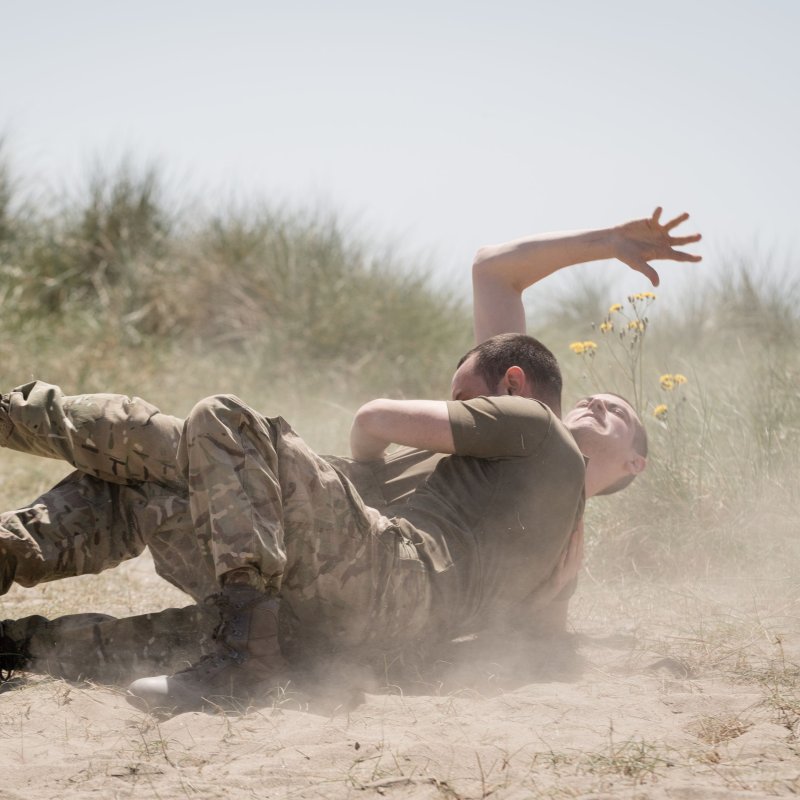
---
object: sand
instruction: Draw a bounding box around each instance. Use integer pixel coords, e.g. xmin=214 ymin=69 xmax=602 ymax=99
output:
xmin=1 ymin=557 xmax=799 ymax=799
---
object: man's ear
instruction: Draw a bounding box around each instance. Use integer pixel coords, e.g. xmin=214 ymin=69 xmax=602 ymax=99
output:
xmin=502 ymin=365 xmax=526 ymax=395
xmin=625 ymin=455 xmax=647 ymax=476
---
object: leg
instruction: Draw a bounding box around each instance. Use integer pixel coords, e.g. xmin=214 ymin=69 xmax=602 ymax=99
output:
xmin=0 ymin=381 xmax=184 ymax=488
xmin=179 ymin=395 xmax=431 ymax=648
xmin=129 ymin=395 xmax=432 ymax=710
xmin=0 ymin=381 xmax=220 ymax=598
xmin=2 ymin=605 xmax=217 ymax=684
xmin=0 ymin=470 xmax=194 ymax=594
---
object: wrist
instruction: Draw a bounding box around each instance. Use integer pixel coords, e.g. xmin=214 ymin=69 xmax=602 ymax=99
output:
xmin=601 ymin=226 xmax=624 ymax=261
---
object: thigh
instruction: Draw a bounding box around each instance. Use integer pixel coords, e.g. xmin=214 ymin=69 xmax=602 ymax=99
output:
xmin=179 ymin=397 xmax=385 ymax=588
xmin=275 ymin=423 xmax=433 ymax=649
xmin=1 ymin=381 xmax=184 ymax=488
xmin=179 ymin=398 xmax=433 ymax=649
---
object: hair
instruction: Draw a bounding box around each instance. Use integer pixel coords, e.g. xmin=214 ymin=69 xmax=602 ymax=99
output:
xmin=457 ymin=333 xmax=563 ymax=415
xmin=594 ymin=392 xmax=648 ymax=496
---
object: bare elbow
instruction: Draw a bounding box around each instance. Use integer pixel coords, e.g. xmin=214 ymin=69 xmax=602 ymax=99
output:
xmin=353 ymin=399 xmax=376 ymax=427
xmin=352 ymin=399 xmax=390 ymax=437
xmin=351 ymin=399 xmax=393 ymax=461
xmin=472 ymin=246 xmax=496 ymax=276
xmin=473 ymin=244 xmax=515 ymax=286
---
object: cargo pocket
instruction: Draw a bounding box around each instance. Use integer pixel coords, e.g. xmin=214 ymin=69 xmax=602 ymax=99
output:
xmin=371 ymin=524 xmax=432 ymax=646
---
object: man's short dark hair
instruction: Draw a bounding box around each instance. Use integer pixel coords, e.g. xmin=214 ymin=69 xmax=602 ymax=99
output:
xmin=457 ymin=333 xmax=563 ymax=415
xmin=594 ymin=392 xmax=648 ymax=496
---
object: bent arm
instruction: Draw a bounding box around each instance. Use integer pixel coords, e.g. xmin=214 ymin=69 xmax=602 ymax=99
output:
xmin=350 ymin=399 xmax=455 ymax=461
xmin=472 ymin=228 xmax=616 ymax=342
xmin=472 ymin=208 xmax=701 ymax=343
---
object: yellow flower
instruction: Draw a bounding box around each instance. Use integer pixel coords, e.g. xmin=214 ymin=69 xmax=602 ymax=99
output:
xmin=653 ymin=404 xmax=668 ymax=420
xmin=628 ymin=319 xmax=646 ymax=332
xmin=630 ymin=291 xmax=656 ymax=302
xmin=599 ymin=321 xmax=613 ymax=334
xmin=569 ymin=341 xmax=598 ymax=355
xmin=660 ymin=373 xmax=688 ymax=390
xmin=608 ymin=303 xmax=623 ymax=314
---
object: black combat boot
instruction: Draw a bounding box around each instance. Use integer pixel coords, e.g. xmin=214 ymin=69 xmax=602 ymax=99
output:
xmin=0 ymin=619 xmax=31 ymax=683
xmin=127 ymin=581 xmax=287 ymax=712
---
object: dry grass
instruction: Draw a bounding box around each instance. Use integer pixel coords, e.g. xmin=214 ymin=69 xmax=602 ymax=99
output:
xmin=1 ymin=147 xmax=800 ymax=798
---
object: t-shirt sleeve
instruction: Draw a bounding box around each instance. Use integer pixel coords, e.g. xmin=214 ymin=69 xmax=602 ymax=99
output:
xmin=446 ymin=395 xmax=553 ymax=459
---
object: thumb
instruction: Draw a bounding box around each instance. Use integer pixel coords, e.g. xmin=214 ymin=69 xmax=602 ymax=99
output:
xmin=626 ymin=259 xmax=660 ymax=287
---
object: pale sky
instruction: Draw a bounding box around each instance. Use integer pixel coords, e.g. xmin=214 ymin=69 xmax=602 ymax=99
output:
xmin=2 ymin=1 xmax=798 ymax=296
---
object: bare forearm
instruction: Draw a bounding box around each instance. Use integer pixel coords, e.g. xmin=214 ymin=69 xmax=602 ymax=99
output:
xmin=471 ymin=208 xmax=702 ymax=344
xmin=472 ymin=227 xmax=617 ymax=342
xmin=350 ymin=399 xmax=455 ymax=461
xmin=475 ymin=227 xmax=617 ymax=291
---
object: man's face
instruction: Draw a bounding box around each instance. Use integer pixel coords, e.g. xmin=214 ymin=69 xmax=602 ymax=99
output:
xmin=450 ymin=355 xmax=497 ymax=400
xmin=563 ymin=393 xmax=643 ymax=480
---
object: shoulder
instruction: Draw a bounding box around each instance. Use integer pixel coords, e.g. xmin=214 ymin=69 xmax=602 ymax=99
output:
xmin=447 ymin=394 xmax=551 ymax=423
xmin=446 ymin=396 xmax=558 ymax=458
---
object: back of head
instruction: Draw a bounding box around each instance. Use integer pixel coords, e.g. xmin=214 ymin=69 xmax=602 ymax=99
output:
xmin=458 ymin=333 xmax=563 ymax=415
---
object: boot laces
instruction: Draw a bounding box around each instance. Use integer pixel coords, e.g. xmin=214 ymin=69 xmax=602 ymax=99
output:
xmin=172 ymin=646 xmax=245 ymax=678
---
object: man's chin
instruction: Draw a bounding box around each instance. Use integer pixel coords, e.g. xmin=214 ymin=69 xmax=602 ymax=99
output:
xmin=566 ymin=418 xmax=601 ymax=436
xmin=567 ymin=424 xmax=604 ymax=452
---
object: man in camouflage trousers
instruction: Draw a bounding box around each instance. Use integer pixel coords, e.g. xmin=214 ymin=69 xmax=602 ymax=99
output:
xmin=4 ymin=330 xmax=629 ymax=710
xmin=0 ymin=382 xmax=439 ymax=702
xmin=1 ymin=206 xmax=703 ymax=708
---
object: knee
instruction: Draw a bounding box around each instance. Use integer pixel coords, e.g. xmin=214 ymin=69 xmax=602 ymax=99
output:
xmin=185 ymin=394 xmax=255 ymax=432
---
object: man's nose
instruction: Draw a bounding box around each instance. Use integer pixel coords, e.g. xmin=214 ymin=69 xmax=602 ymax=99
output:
xmin=587 ymin=396 xmax=606 ymax=414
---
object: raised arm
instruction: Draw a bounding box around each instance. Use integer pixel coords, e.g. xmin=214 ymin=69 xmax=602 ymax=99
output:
xmin=350 ymin=399 xmax=454 ymax=461
xmin=472 ymin=207 xmax=702 ymax=343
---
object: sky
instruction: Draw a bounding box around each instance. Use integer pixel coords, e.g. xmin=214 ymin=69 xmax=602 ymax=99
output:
xmin=2 ymin=0 xmax=798 ymax=298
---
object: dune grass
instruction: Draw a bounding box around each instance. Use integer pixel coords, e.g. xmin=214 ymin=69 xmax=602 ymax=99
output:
xmin=1 ymin=148 xmax=799 ymax=800
xmin=0 ymin=146 xmax=798 ymax=583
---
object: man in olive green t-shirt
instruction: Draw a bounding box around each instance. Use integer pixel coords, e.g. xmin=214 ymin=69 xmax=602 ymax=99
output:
xmin=2 ymin=334 xmax=579 ymax=690
xmin=1 ymin=330 xmax=644 ymax=708
xmin=122 ymin=385 xmax=589 ymax=709
xmin=2 ymin=205 xmax=696 ymax=705
xmin=123 ymin=328 xmax=648 ymax=709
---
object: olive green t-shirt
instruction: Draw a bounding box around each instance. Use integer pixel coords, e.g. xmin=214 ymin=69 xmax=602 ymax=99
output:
xmin=383 ymin=395 xmax=586 ymax=636
xmin=324 ymin=447 xmax=445 ymax=510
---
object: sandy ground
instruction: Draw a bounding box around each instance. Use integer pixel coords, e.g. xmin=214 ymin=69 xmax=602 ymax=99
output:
xmin=1 ymin=554 xmax=799 ymax=800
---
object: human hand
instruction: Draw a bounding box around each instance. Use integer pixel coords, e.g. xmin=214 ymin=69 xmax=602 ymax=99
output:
xmin=612 ymin=207 xmax=702 ymax=287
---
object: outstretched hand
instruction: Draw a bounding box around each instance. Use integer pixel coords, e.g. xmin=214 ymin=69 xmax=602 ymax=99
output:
xmin=613 ymin=207 xmax=702 ymax=287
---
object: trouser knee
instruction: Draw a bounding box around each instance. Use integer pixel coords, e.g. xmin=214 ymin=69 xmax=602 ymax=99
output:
xmin=185 ymin=394 xmax=266 ymax=435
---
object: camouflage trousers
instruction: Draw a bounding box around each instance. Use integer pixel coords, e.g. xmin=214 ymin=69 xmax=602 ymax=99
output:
xmin=0 ymin=381 xmax=216 ymax=600
xmin=3 ymin=604 xmax=216 ymax=684
xmin=178 ymin=394 xmax=432 ymax=652
xmin=0 ymin=382 xmax=432 ymax=673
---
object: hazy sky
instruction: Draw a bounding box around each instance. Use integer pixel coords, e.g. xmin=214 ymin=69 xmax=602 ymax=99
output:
xmin=3 ymin=1 xmax=798 ymax=295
